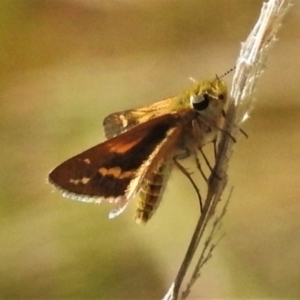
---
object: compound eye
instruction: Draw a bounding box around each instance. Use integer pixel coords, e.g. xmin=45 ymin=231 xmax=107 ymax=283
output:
xmin=190 ymin=93 xmax=209 ymax=111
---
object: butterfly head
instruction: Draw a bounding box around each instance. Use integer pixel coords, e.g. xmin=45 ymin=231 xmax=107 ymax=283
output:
xmin=189 ymin=77 xmax=227 ymax=119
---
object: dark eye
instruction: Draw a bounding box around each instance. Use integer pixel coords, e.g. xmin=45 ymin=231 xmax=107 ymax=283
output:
xmin=218 ymin=94 xmax=224 ymax=100
xmin=191 ymin=93 xmax=209 ymax=111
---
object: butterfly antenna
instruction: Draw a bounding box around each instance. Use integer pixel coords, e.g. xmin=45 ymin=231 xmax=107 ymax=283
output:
xmin=217 ymin=66 xmax=236 ymax=79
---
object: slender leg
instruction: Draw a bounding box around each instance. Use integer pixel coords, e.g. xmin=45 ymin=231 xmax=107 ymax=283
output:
xmin=193 ymin=151 xmax=208 ymax=182
xmin=197 ymin=114 xmax=236 ymax=143
xmin=173 ymin=153 xmax=203 ymax=213
xmin=198 ymin=147 xmax=214 ymax=173
xmin=222 ymin=109 xmax=248 ymax=138
xmin=213 ymin=139 xmax=217 ymax=161
xmin=198 ymin=143 xmax=221 ymax=180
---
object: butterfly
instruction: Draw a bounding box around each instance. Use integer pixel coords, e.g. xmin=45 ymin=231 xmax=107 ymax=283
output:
xmin=48 ymin=77 xmax=228 ymax=223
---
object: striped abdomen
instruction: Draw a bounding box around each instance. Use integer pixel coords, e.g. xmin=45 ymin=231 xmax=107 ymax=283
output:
xmin=134 ymin=160 xmax=172 ymax=224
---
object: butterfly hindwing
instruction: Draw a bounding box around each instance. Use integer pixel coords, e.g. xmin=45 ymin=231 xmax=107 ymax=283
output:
xmin=103 ymin=97 xmax=174 ymax=139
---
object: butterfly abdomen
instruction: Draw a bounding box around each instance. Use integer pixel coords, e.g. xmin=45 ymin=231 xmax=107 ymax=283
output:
xmin=135 ymin=161 xmax=172 ymax=224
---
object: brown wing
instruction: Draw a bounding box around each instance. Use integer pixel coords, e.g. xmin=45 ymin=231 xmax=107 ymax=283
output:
xmin=49 ymin=113 xmax=182 ymax=218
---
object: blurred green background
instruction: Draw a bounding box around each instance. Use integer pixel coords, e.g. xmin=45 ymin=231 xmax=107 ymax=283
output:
xmin=1 ymin=0 xmax=300 ymax=299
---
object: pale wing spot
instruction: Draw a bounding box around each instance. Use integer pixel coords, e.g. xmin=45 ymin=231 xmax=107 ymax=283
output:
xmin=69 ymin=177 xmax=90 ymax=185
xmin=81 ymin=177 xmax=90 ymax=184
xmin=119 ymin=114 xmax=128 ymax=127
xmin=108 ymin=138 xmax=143 ymax=153
xmin=98 ymin=167 xmax=108 ymax=176
xmin=119 ymin=170 xmax=134 ymax=179
xmin=98 ymin=166 xmax=130 ymax=179
xmin=107 ymin=167 xmax=122 ymax=178
xmin=83 ymin=158 xmax=91 ymax=164
xmin=70 ymin=179 xmax=80 ymax=185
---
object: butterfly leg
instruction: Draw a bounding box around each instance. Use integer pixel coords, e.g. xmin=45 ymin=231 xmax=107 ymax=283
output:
xmin=198 ymin=147 xmax=214 ymax=174
xmin=173 ymin=151 xmax=203 ymax=213
xmin=193 ymin=150 xmax=208 ymax=182
xmin=222 ymin=109 xmax=248 ymax=138
xmin=198 ymin=142 xmax=222 ymax=180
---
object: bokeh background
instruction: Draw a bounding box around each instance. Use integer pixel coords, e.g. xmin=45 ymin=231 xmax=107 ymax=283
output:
xmin=1 ymin=0 xmax=300 ymax=299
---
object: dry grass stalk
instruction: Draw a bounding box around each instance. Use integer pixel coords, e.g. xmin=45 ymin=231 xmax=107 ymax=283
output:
xmin=162 ymin=0 xmax=293 ymax=299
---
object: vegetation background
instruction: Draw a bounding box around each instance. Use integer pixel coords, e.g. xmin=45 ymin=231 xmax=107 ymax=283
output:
xmin=1 ymin=0 xmax=299 ymax=298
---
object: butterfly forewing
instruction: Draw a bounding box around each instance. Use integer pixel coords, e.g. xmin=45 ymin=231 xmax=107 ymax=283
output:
xmin=49 ymin=113 xmax=183 ymax=217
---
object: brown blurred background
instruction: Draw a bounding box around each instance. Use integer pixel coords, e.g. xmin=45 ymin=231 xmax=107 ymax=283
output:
xmin=1 ymin=0 xmax=300 ymax=299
